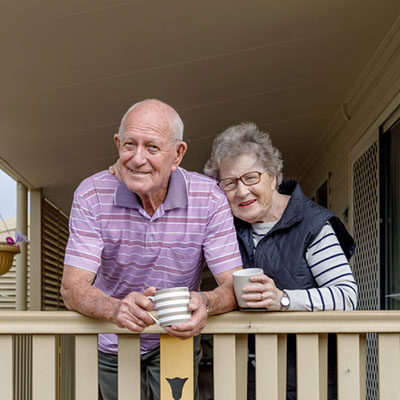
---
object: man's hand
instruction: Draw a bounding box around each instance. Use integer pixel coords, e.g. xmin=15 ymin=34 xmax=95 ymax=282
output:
xmin=163 ymin=291 xmax=208 ymax=339
xmin=108 ymin=159 xmax=122 ymax=182
xmin=114 ymin=287 xmax=158 ymax=332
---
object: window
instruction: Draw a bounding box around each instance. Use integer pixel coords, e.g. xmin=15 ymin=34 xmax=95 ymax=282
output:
xmin=380 ymin=118 xmax=400 ymax=309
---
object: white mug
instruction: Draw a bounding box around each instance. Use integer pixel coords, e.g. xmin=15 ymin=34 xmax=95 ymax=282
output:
xmin=147 ymin=287 xmax=191 ymax=327
xmin=233 ymin=268 xmax=264 ymax=308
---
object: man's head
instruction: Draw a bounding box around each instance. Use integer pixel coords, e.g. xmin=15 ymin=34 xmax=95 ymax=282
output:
xmin=114 ymin=99 xmax=187 ymax=212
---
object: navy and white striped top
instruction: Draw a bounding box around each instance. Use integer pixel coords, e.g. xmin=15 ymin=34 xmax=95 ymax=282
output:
xmin=252 ymin=222 xmax=357 ymax=311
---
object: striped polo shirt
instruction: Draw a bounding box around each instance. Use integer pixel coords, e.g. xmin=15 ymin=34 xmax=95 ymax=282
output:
xmin=64 ymin=168 xmax=242 ymax=354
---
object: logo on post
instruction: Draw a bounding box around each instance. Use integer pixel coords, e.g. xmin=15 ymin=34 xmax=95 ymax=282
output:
xmin=166 ymin=377 xmax=189 ymax=400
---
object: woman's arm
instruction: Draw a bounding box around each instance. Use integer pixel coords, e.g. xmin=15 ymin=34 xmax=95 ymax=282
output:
xmin=286 ymin=222 xmax=358 ymax=311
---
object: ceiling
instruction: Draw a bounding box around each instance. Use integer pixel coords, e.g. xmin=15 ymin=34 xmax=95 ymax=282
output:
xmin=1 ymin=0 xmax=400 ymax=214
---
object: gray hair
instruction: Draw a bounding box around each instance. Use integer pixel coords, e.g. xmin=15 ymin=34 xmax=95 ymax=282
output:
xmin=203 ymin=122 xmax=283 ymax=185
xmin=118 ymin=99 xmax=184 ymax=142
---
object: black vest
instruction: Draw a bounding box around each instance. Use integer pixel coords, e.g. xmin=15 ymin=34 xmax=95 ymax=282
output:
xmin=235 ymin=179 xmax=355 ymax=291
xmin=236 ymin=179 xmax=355 ymax=399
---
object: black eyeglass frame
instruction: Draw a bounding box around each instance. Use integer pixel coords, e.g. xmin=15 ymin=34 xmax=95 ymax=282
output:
xmin=218 ymin=171 xmax=264 ymax=192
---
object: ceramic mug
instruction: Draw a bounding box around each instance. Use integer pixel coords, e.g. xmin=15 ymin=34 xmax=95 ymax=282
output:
xmin=147 ymin=287 xmax=191 ymax=327
xmin=233 ymin=268 xmax=264 ymax=308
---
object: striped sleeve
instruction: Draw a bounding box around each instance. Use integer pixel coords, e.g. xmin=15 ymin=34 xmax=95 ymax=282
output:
xmin=285 ymin=222 xmax=358 ymax=311
xmin=202 ymin=187 xmax=243 ymax=275
xmin=64 ymin=179 xmax=104 ymax=273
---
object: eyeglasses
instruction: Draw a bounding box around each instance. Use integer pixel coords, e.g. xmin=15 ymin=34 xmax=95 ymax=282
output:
xmin=218 ymin=171 xmax=263 ymax=192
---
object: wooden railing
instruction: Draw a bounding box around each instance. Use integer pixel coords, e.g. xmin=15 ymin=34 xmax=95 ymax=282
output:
xmin=0 ymin=310 xmax=400 ymax=399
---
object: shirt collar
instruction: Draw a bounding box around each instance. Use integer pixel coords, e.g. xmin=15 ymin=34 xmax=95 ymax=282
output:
xmin=114 ymin=168 xmax=188 ymax=210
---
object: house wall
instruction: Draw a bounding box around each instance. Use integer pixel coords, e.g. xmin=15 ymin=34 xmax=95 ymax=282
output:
xmin=0 ymin=217 xmax=31 ymax=310
xmin=297 ymin=17 xmax=400 ymax=400
xmin=299 ymin=17 xmax=400 ymax=226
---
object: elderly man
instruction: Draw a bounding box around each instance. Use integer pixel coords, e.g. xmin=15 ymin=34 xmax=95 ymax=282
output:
xmin=61 ymin=99 xmax=242 ymax=400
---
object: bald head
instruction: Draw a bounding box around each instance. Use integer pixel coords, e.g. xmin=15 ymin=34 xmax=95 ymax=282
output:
xmin=118 ymin=99 xmax=184 ymax=142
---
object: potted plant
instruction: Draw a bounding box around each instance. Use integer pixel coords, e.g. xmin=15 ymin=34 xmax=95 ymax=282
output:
xmin=0 ymin=219 xmax=28 ymax=275
xmin=0 ymin=239 xmax=20 ymax=275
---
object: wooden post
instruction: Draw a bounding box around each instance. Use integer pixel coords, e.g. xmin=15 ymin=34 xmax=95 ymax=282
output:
xmin=160 ymin=335 xmax=193 ymax=400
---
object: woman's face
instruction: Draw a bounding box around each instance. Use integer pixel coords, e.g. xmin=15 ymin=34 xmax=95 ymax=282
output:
xmin=219 ymin=153 xmax=277 ymax=223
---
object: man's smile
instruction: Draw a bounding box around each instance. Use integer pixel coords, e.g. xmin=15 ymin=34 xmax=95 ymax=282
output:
xmin=127 ymin=167 xmax=151 ymax=175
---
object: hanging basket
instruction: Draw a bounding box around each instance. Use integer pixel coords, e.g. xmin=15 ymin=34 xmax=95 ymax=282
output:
xmin=0 ymin=242 xmax=20 ymax=275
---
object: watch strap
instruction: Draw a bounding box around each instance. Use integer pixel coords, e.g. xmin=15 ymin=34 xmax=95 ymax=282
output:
xmin=199 ymin=291 xmax=210 ymax=313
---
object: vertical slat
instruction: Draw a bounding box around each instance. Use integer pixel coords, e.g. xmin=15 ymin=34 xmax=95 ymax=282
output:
xmin=297 ymin=334 xmax=325 ymax=400
xmin=75 ymin=334 xmax=98 ymax=400
xmin=256 ymin=333 xmax=287 ymax=400
xmin=32 ymin=335 xmax=56 ymax=400
xmin=235 ymin=334 xmax=248 ymax=400
xmin=160 ymin=335 xmax=193 ymax=400
xmin=378 ymin=333 xmax=400 ymax=400
xmin=337 ymin=333 xmax=366 ymax=400
xmin=27 ymin=335 xmax=33 ymax=400
xmin=118 ymin=335 xmax=141 ymax=400
xmin=214 ymin=334 xmax=236 ymax=400
xmin=0 ymin=335 xmax=13 ymax=400
xmin=318 ymin=334 xmax=328 ymax=400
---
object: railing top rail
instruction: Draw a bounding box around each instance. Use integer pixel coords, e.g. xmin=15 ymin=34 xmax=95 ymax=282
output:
xmin=0 ymin=310 xmax=399 ymax=334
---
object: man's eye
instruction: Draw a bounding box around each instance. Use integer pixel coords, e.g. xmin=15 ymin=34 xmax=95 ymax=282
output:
xmin=147 ymin=145 xmax=159 ymax=153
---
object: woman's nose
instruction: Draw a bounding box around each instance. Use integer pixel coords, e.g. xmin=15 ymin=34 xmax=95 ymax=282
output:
xmin=235 ymin=180 xmax=249 ymax=197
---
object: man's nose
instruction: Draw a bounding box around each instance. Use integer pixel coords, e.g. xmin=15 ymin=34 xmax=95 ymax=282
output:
xmin=130 ymin=145 xmax=146 ymax=165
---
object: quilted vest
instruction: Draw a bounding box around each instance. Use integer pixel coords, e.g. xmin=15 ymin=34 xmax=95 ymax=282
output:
xmin=235 ymin=179 xmax=355 ymax=399
xmin=235 ymin=179 xmax=355 ymax=290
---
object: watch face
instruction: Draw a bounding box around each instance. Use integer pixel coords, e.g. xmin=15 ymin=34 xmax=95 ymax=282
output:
xmin=281 ymin=296 xmax=290 ymax=307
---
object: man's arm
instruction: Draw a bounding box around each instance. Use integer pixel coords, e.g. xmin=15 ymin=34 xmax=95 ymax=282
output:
xmin=203 ymin=267 xmax=242 ymax=315
xmin=61 ymin=265 xmax=157 ymax=332
xmin=164 ymin=267 xmax=241 ymax=339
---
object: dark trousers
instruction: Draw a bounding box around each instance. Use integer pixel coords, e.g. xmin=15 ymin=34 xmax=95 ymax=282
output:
xmin=98 ymin=335 xmax=202 ymax=400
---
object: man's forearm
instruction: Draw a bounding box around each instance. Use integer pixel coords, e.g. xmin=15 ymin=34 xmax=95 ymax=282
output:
xmin=61 ymin=266 xmax=121 ymax=323
xmin=204 ymin=282 xmax=238 ymax=315
xmin=63 ymin=284 xmax=120 ymax=323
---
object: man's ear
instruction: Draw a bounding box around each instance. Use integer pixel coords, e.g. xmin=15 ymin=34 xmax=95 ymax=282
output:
xmin=171 ymin=141 xmax=188 ymax=171
xmin=114 ymin=133 xmax=121 ymax=150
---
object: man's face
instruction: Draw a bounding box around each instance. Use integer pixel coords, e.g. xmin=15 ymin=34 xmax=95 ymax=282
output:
xmin=114 ymin=105 xmax=186 ymax=206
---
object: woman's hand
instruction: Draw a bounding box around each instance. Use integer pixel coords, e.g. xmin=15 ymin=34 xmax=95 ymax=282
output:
xmin=241 ymin=274 xmax=284 ymax=310
xmin=108 ymin=159 xmax=122 ymax=182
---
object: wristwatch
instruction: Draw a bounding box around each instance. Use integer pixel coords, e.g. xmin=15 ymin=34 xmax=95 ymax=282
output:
xmin=199 ymin=291 xmax=210 ymax=313
xmin=280 ymin=291 xmax=290 ymax=311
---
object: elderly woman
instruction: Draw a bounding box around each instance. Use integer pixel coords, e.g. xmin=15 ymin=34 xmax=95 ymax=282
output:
xmin=203 ymin=122 xmax=357 ymax=400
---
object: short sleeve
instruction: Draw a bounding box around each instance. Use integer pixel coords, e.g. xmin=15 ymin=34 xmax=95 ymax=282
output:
xmin=64 ymin=184 xmax=104 ymax=273
xmin=202 ymin=188 xmax=242 ymax=275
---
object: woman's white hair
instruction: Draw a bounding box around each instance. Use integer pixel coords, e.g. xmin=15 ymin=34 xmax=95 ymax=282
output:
xmin=118 ymin=99 xmax=184 ymax=141
xmin=204 ymin=122 xmax=283 ymax=186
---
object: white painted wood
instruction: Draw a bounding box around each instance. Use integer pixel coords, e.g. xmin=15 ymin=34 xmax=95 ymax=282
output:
xmin=75 ymin=335 xmax=98 ymax=400
xmin=32 ymin=335 xmax=56 ymax=400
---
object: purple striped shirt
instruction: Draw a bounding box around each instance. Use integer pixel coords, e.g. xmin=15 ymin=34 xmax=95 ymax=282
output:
xmin=64 ymin=168 xmax=242 ymax=354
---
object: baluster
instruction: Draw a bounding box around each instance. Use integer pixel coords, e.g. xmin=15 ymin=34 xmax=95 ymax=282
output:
xmin=0 ymin=335 xmax=13 ymax=400
xmin=214 ymin=334 xmax=237 ymax=399
xmin=75 ymin=334 xmax=98 ymax=399
xmin=32 ymin=334 xmax=56 ymax=400
xmin=118 ymin=335 xmax=141 ymax=400
xmin=378 ymin=333 xmax=400 ymax=399
xmin=297 ymin=333 xmax=327 ymax=400
xmin=256 ymin=333 xmax=287 ymax=400
xmin=337 ymin=333 xmax=366 ymax=400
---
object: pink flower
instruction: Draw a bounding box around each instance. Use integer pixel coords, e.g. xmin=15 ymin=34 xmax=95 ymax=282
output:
xmin=5 ymin=237 xmax=15 ymax=245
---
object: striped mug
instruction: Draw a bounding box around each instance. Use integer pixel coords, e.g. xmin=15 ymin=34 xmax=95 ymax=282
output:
xmin=147 ymin=287 xmax=191 ymax=327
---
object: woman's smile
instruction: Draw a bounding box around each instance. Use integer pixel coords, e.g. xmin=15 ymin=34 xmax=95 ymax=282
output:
xmin=239 ymin=199 xmax=257 ymax=208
